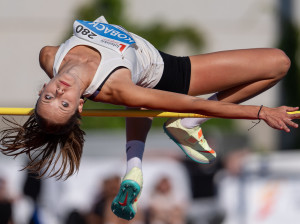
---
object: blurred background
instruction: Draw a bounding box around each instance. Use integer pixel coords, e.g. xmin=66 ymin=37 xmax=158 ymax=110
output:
xmin=1 ymin=0 xmax=300 ymax=223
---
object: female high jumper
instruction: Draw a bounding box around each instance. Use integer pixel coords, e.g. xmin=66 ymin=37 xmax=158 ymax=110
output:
xmin=0 ymin=16 xmax=299 ymax=220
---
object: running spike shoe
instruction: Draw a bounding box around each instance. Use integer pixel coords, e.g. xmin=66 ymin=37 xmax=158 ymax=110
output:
xmin=111 ymin=167 xmax=143 ymax=220
xmin=163 ymin=118 xmax=216 ymax=164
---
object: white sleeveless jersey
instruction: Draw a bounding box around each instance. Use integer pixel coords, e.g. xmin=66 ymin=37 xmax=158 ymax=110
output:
xmin=53 ymin=16 xmax=164 ymax=98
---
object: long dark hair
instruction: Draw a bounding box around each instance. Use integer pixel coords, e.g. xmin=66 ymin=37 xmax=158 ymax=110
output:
xmin=0 ymin=110 xmax=85 ymax=180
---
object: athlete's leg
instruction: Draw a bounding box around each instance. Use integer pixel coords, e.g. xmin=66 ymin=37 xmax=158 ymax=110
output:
xmin=180 ymin=48 xmax=290 ymax=128
xmin=164 ymin=48 xmax=290 ymax=164
xmin=188 ymin=48 xmax=290 ymax=101
xmin=125 ymin=116 xmax=152 ymax=172
xmin=112 ymin=113 xmax=152 ymax=220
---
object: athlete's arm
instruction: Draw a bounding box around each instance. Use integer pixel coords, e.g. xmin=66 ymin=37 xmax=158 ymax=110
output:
xmin=100 ymin=68 xmax=300 ymax=132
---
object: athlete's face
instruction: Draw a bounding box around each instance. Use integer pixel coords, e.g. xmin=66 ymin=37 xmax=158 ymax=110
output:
xmin=37 ymin=75 xmax=84 ymax=124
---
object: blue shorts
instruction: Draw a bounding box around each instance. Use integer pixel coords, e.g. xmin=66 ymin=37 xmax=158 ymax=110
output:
xmin=154 ymin=51 xmax=191 ymax=94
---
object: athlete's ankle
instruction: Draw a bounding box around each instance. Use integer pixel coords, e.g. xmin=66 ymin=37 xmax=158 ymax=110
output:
xmin=126 ymin=140 xmax=144 ymax=173
xmin=180 ymin=118 xmax=208 ymax=129
xmin=180 ymin=93 xmax=218 ymax=129
xmin=126 ymin=165 xmax=142 ymax=175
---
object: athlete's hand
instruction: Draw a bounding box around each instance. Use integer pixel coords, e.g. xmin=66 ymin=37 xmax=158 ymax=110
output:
xmin=261 ymin=106 xmax=300 ymax=132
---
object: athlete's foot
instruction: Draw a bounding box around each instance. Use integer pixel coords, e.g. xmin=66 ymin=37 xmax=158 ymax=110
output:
xmin=111 ymin=167 xmax=143 ymax=220
xmin=163 ymin=118 xmax=216 ymax=164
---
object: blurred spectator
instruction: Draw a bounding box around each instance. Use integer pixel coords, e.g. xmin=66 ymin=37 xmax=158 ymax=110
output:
xmin=147 ymin=176 xmax=186 ymax=224
xmin=88 ymin=175 xmax=123 ymax=224
xmin=212 ymin=148 xmax=251 ymax=224
xmin=181 ymin=157 xmax=225 ymax=224
xmin=222 ymin=148 xmax=250 ymax=176
xmin=65 ymin=210 xmax=87 ymax=224
xmin=0 ymin=177 xmax=14 ymax=224
xmin=23 ymin=170 xmax=42 ymax=224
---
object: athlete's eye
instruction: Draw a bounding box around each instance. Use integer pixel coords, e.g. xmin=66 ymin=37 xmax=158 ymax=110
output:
xmin=45 ymin=95 xmax=53 ymax=100
xmin=62 ymin=101 xmax=69 ymax=108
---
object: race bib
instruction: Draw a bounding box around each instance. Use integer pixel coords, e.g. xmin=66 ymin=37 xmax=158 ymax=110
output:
xmin=73 ymin=20 xmax=136 ymax=55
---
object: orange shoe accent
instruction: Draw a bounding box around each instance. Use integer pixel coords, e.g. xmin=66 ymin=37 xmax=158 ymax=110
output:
xmin=198 ymin=129 xmax=203 ymax=138
xmin=200 ymin=148 xmax=216 ymax=154
xmin=119 ymin=192 xmax=128 ymax=206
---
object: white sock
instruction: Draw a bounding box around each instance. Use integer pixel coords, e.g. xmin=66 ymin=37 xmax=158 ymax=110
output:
xmin=126 ymin=140 xmax=145 ymax=173
xmin=180 ymin=93 xmax=219 ymax=129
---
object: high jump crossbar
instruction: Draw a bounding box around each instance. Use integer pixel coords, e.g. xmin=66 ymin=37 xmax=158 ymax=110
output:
xmin=0 ymin=107 xmax=299 ymax=118
xmin=0 ymin=107 xmax=209 ymax=118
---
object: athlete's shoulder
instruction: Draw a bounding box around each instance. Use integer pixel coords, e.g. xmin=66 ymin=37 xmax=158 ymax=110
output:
xmin=39 ymin=46 xmax=59 ymax=78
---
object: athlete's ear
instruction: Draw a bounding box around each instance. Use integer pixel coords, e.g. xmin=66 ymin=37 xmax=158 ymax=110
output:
xmin=78 ymin=98 xmax=84 ymax=113
xmin=38 ymin=83 xmax=47 ymax=96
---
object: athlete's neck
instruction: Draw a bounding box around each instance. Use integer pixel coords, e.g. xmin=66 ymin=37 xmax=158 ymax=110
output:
xmin=60 ymin=46 xmax=101 ymax=92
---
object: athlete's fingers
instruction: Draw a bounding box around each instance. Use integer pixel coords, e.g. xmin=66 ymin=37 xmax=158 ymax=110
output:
xmin=284 ymin=118 xmax=298 ymax=129
xmin=280 ymin=121 xmax=290 ymax=132
xmin=286 ymin=106 xmax=300 ymax=120
xmin=287 ymin=112 xmax=300 ymax=120
xmin=286 ymin=106 xmax=299 ymax=112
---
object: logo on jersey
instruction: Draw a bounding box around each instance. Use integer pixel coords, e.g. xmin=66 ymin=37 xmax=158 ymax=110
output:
xmin=73 ymin=20 xmax=136 ymax=55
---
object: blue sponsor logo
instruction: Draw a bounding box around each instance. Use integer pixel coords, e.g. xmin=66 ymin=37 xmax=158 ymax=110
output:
xmin=76 ymin=20 xmax=135 ymax=45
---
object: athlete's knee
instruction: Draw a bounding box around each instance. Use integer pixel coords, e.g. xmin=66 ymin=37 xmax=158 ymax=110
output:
xmin=271 ymin=48 xmax=291 ymax=79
